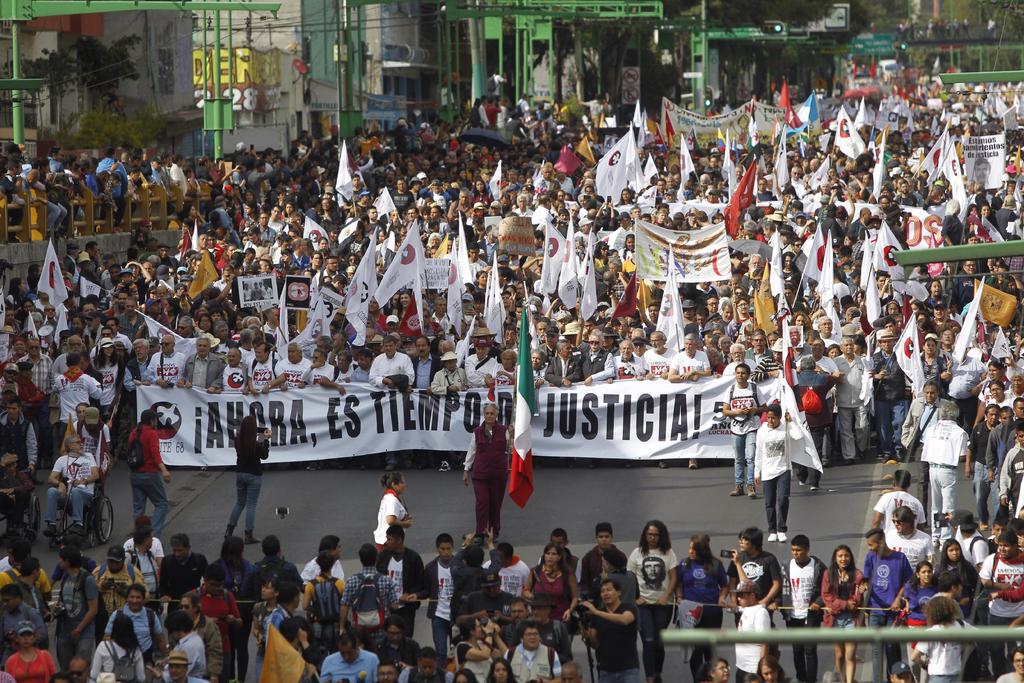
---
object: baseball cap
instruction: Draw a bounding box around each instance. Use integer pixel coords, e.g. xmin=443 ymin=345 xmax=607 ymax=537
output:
xmin=890 ymin=662 xmax=912 ymax=676
xmin=106 ymin=545 xmax=126 ymax=562
xmin=481 ymin=572 xmax=500 ymax=587
xmin=735 ymin=580 xmax=757 ymax=595
xmin=84 ymin=406 xmax=101 ymax=426
xmin=15 ymin=621 xmax=35 ymax=636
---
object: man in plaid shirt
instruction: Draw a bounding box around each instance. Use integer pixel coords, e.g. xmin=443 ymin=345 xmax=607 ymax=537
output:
xmin=338 ymin=543 xmax=401 ymax=643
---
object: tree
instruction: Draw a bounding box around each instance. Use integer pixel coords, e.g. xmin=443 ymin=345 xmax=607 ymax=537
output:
xmin=73 ymin=36 xmax=142 ymax=90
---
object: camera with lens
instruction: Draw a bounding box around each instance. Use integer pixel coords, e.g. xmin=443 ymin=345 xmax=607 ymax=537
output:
xmin=933 ymin=513 xmax=949 ymax=528
xmin=571 ymin=602 xmax=591 ymax=629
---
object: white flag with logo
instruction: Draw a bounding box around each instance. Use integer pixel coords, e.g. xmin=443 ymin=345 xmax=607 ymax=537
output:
xmin=595 ymin=132 xmax=633 ymax=202
xmin=303 ymin=215 xmax=327 ymax=244
xmin=336 ymin=140 xmax=354 ymax=201
xmin=806 ymin=155 xmax=830 ymax=192
xmin=374 ymin=187 xmax=397 ymax=217
xmin=540 ymin=221 xmax=562 ymax=296
xmin=488 ymin=160 xmax=503 ymax=201
xmin=873 ymin=221 xmax=905 ymax=281
xmin=344 ymin=229 xmax=379 ymax=346
xmin=37 ymin=240 xmax=69 ymax=309
xmin=374 ymin=222 xmax=426 ymax=326
xmin=834 ymin=106 xmax=866 ymax=159
xmin=446 ymin=248 xmax=465 ymax=336
xmin=953 ymin=282 xmax=984 ymax=363
xmin=656 ymin=250 xmax=685 ymax=352
xmin=580 ymin=235 xmax=598 ymax=321
xmin=483 ymin=251 xmax=505 ymax=342
xmin=895 ymin=314 xmax=925 ymax=396
xmin=557 ymin=219 xmax=579 ymax=308
xmin=139 ymin=311 xmax=197 ymax=357
xmin=872 ymin=126 xmax=889 ymax=199
xmin=79 ymin=278 xmax=102 ymax=300
xmin=993 ymin=327 xmax=1013 ymax=361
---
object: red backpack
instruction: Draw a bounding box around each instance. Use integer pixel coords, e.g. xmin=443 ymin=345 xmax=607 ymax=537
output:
xmin=800 ymin=387 xmax=823 ymax=415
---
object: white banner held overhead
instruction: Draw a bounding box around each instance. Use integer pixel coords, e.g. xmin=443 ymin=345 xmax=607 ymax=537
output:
xmin=633 ymin=219 xmax=731 ymax=282
xmin=136 ymin=378 xmax=816 ymax=467
xmin=964 ymin=133 xmax=1006 ymax=190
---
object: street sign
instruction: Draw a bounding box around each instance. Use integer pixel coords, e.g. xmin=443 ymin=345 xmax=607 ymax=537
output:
xmin=850 ymin=33 xmax=894 ymax=56
xmin=683 ymin=71 xmax=702 ymax=79
xmin=807 ymin=4 xmax=849 ymax=32
xmin=621 ymin=66 xmax=640 ymax=104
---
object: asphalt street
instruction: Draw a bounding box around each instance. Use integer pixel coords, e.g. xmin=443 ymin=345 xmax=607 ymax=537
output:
xmin=29 ymin=457 xmax=978 ymax=682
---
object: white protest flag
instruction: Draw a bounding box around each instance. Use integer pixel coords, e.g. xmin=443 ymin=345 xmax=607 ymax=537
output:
xmin=303 ymin=215 xmax=326 ymax=244
xmin=580 ymin=235 xmax=598 ymax=321
xmin=953 ymin=281 xmax=984 ymax=363
xmin=806 ymin=155 xmax=830 ymax=192
xmin=864 ymin=260 xmax=882 ymax=328
xmin=374 ymin=221 xmax=427 ymax=331
xmin=374 ymin=186 xmax=397 ymax=217
xmin=595 ymin=132 xmax=632 ymax=201
xmin=344 ymin=228 xmax=379 ymax=346
xmin=679 ymin=125 xmax=696 ymax=180
xmin=979 ymin=215 xmax=1005 ymax=243
xmin=859 ymin=234 xmax=875 ymax=290
xmin=895 ymin=313 xmax=925 ymax=396
xmin=625 ymin=125 xmax=645 ymax=191
xmin=557 ymin=219 xmax=579 ymax=308
xmin=873 ymin=221 xmax=905 ymax=281
xmin=24 ymin=311 xmax=38 ymax=339
xmin=993 ymin=327 xmax=1013 ymax=361
xmin=483 ymin=251 xmax=505 ymax=342
xmin=834 ymin=106 xmax=866 ymax=159
xmin=276 ymin=286 xmax=289 ymax=349
xmin=819 ymin=240 xmax=843 ymax=334
xmin=488 ymin=160 xmax=503 ymax=200
xmin=446 ymin=247 xmax=465 ymax=336
xmin=722 ymin=129 xmax=735 ymax=198
xmin=540 ymin=221 xmax=562 ymax=296
xmin=456 ymin=315 xmax=477 ymax=366
xmin=943 ymin=143 xmax=969 ymax=221
xmin=799 ymin=227 xmax=826 ymax=283
xmin=872 ymin=126 xmax=889 ymax=199
xmin=139 ymin=311 xmax=197 ymax=357
xmin=773 ymin=130 xmax=789 ymax=193
xmin=917 ymin=122 xmax=949 ymax=183
xmin=54 ymin=304 xmax=69 ymax=340
xmin=1005 ymin=104 xmax=1019 ymax=131
xmin=335 ymin=140 xmax=354 ymax=201
xmin=37 ymin=240 xmax=69 ymax=309
xmin=656 ymin=249 xmax=686 ymax=352
xmin=632 ymin=98 xmax=643 ymax=129
xmin=636 ymin=185 xmax=658 ymax=211
xmin=456 ymin=217 xmax=474 ymax=286
xmin=642 ymin=154 xmax=658 ymax=186
xmin=79 ymin=278 xmax=102 ymax=300
xmin=778 ymin=381 xmax=823 ymax=472
xmin=768 ymin=231 xmax=786 ymax=301
xmin=190 ymin=220 xmax=201 ymax=256
xmin=853 ymin=97 xmax=867 ymax=129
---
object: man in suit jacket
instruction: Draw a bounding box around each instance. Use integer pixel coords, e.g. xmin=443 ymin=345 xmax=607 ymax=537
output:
xmin=545 ymin=340 xmax=584 ymax=387
xmin=901 ymin=380 xmax=959 ymax=508
xmin=410 ymin=336 xmax=442 ymax=391
xmin=578 ymin=329 xmax=614 ymax=381
xmin=181 ymin=336 xmax=226 ymax=391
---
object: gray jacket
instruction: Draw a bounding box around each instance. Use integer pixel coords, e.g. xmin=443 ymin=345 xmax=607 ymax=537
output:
xmin=183 ymin=354 xmax=226 ymax=389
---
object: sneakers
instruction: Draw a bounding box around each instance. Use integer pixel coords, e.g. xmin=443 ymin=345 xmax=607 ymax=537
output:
xmin=777 ymin=532 xmax=788 ymax=542
xmin=747 ymin=485 xmax=757 ymax=499
xmin=767 ymin=532 xmax=778 ymax=542
xmin=810 ymin=485 xmax=819 ymax=491
xmin=729 ymin=486 xmax=744 ymax=497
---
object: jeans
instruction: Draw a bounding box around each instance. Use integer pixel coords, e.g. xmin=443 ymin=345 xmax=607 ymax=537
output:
xmin=598 ymin=668 xmax=641 ymax=683
xmin=55 ymin=629 xmax=95 ymax=670
xmin=786 ymin=617 xmax=819 ymax=683
xmin=928 ymin=675 xmax=959 ymax=683
xmin=974 ymin=465 xmax=997 ymax=525
xmin=45 ymin=487 xmax=93 ymax=525
xmin=988 ymin=612 xmax=1015 ymax=675
xmin=868 ymin=610 xmax=903 ymax=683
xmin=431 ymin=616 xmax=451 ymax=662
xmin=929 ymin=465 xmax=958 ymax=543
xmin=875 ymin=398 xmax=908 ymax=459
xmin=228 ymin=472 xmax=263 ymax=532
xmin=733 ymin=432 xmax=756 ymax=486
xmin=130 ymin=472 xmax=169 ymax=538
xmin=637 ymin=603 xmax=672 ymax=678
xmin=687 ymin=608 xmax=723 ymax=681
xmin=762 ymin=471 xmax=791 ymax=533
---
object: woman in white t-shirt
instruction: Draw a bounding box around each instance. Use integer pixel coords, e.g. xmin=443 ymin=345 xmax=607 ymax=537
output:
xmin=374 ymin=472 xmax=411 ymax=548
xmin=911 ymin=595 xmax=973 ymax=683
xmin=627 ymin=520 xmax=678 ymax=683
xmin=871 ymin=469 xmax=927 ymax=535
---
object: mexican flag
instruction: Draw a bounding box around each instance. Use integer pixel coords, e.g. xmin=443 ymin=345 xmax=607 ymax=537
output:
xmin=509 ymin=308 xmax=535 ymax=508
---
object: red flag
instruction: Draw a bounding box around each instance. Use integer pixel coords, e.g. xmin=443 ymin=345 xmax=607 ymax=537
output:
xmin=779 ymin=80 xmax=802 ymax=129
xmin=870 ymin=59 xmax=877 ymax=79
xmin=663 ymin=113 xmax=676 ymax=148
xmin=398 ymin=292 xmax=422 ymax=337
xmin=610 ymin=272 xmax=639 ymax=320
xmin=553 ymin=145 xmax=581 ymax=175
xmin=779 ymin=80 xmax=791 ymax=111
xmin=178 ymin=224 xmax=191 ymax=261
xmin=724 ymin=161 xmax=757 ymax=237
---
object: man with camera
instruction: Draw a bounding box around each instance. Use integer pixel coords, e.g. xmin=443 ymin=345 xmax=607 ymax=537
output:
xmin=581 ymin=578 xmax=639 ymax=683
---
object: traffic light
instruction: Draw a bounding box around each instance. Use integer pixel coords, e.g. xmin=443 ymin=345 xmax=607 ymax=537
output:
xmin=762 ymin=21 xmax=786 ymax=35
xmin=898 ymin=41 xmax=909 ymax=50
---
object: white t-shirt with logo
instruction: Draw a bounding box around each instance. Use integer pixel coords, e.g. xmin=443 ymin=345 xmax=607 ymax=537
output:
xmin=483 ymin=558 xmax=531 ymax=597
xmin=643 ymin=350 xmax=677 ymax=379
xmin=149 ymin=351 xmax=187 ymax=385
xmin=435 ymin=563 xmax=454 ymax=621
xmin=52 ymin=452 xmax=98 ymax=495
xmin=886 ymin=529 xmax=934 ymax=569
xmin=788 ymin=559 xmax=816 ymax=619
xmin=97 ymin=364 xmax=119 ymax=405
xmin=914 ymin=622 xmax=973 ymax=676
xmin=727 ymin=383 xmax=761 ymax=436
xmin=669 ymin=350 xmax=710 ymax=377
xmin=980 ymin=554 xmax=1024 ymax=617
xmin=921 ymin=420 xmax=969 ymax=467
xmin=309 ymin=364 xmax=340 ymax=387
xmin=277 ymin=358 xmax=312 ymax=389
xmin=221 ymin=364 xmax=249 ymax=393
xmin=250 ymin=359 xmax=278 ymax=391
xmin=627 ymin=547 xmax=678 ymax=603
xmin=387 ymin=556 xmax=404 ymax=593
xmin=873 ymin=491 xmax=927 ymax=536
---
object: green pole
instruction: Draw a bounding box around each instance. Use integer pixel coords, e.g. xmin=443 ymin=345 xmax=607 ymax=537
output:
xmin=227 ymin=10 xmax=234 ymax=132
xmin=213 ymin=10 xmax=223 ymax=159
xmin=11 ymin=21 xmax=23 ymax=145
xmin=336 ymin=0 xmax=345 ymax=130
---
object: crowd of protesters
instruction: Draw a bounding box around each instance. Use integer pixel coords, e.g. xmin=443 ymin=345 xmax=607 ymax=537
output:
xmin=0 ymin=73 xmax=1024 ymax=683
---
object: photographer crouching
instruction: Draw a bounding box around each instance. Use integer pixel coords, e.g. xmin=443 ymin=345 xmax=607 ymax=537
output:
xmin=581 ymin=579 xmax=641 ymax=683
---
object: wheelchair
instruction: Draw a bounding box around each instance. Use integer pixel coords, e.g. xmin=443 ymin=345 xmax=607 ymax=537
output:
xmin=0 ymin=490 xmax=41 ymax=544
xmin=47 ymin=483 xmax=113 ymax=550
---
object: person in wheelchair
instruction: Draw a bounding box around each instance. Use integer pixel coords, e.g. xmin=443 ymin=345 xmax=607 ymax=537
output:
xmin=43 ymin=435 xmax=99 ymax=538
xmin=0 ymin=454 xmax=32 ymax=535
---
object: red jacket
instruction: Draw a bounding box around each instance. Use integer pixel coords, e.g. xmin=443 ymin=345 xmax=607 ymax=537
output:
xmin=820 ymin=568 xmax=864 ymax=627
xmin=128 ymin=424 xmax=163 ymax=473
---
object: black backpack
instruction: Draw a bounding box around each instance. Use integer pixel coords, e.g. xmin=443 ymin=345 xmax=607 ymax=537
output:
xmin=309 ymin=578 xmax=341 ymax=625
xmin=126 ymin=427 xmax=145 ymax=471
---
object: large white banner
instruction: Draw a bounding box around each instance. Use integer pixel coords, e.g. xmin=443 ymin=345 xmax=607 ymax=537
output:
xmin=633 ymin=219 xmax=731 ymax=282
xmin=964 ymin=133 xmax=1006 ymax=190
xmin=662 ymin=98 xmax=785 ymax=147
xmin=137 ymin=378 xmax=815 ymax=467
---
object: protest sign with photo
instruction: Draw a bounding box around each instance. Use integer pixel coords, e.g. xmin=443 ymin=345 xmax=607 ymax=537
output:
xmin=237 ymin=275 xmax=278 ymax=309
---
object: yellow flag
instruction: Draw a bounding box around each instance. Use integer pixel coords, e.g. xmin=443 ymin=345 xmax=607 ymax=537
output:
xmin=261 ymin=626 xmax=305 ymax=683
xmin=637 ymin=278 xmax=651 ymax=318
xmin=433 ymin=234 xmax=450 ymax=258
xmin=753 ymin=263 xmax=777 ymax=333
xmin=979 ymin=285 xmax=1017 ymax=327
xmin=188 ymin=250 xmax=219 ymax=298
xmin=576 ymin=137 xmax=596 ymax=166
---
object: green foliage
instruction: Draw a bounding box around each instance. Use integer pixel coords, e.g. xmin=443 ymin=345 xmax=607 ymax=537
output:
xmin=56 ymin=106 xmax=166 ymax=149
xmin=22 ymin=48 xmax=79 ymax=101
xmin=74 ymin=36 xmax=141 ymax=89
xmin=563 ymin=96 xmax=587 ymax=122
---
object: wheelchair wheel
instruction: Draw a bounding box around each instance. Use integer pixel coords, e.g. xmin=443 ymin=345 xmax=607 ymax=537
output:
xmin=92 ymin=496 xmax=113 ymax=544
